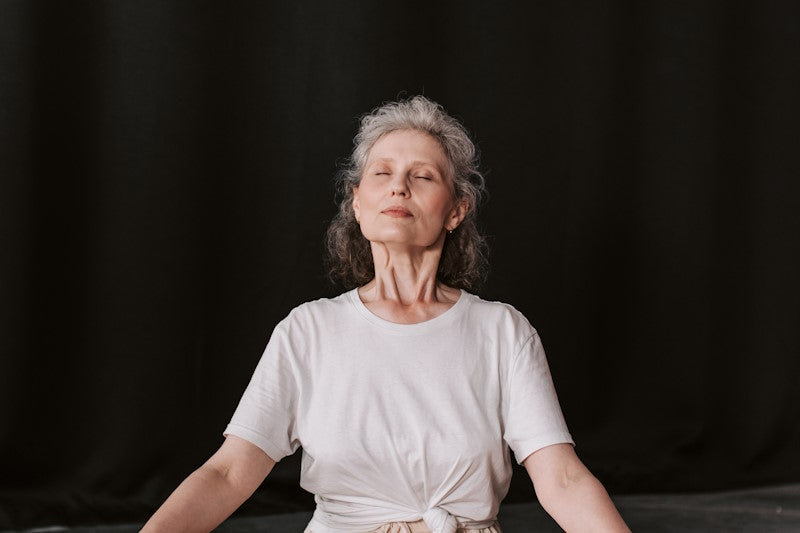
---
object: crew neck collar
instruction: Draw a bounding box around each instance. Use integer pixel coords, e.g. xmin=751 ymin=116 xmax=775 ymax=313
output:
xmin=347 ymin=287 xmax=470 ymax=334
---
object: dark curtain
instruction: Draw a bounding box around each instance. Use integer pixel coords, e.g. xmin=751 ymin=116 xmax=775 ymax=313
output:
xmin=1 ymin=1 xmax=798 ymax=529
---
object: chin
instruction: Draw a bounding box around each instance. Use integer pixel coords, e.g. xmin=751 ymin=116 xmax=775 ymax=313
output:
xmin=371 ymin=236 xmax=443 ymax=250
xmin=362 ymin=226 xmax=442 ymax=248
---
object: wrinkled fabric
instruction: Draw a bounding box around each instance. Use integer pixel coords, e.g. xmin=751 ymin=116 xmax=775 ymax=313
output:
xmin=228 ymin=289 xmax=572 ymax=532
xmin=374 ymin=519 xmax=501 ymax=533
xmin=421 ymin=507 xmax=459 ymax=533
xmin=309 ymin=518 xmax=501 ymax=533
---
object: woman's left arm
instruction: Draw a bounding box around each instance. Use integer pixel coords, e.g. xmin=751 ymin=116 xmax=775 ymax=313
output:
xmin=523 ymin=443 xmax=631 ymax=532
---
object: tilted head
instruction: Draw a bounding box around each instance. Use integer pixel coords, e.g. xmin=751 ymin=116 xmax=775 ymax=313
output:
xmin=326 ymin=95 xmax=488 ymax=291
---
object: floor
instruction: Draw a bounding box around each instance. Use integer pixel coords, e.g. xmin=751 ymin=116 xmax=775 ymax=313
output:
xmin=12 ymin=483 xmax=800 ymax=533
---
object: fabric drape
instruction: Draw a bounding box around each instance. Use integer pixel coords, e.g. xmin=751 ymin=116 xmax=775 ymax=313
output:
xmin=1 ymin=1 xmax=798 ymax=530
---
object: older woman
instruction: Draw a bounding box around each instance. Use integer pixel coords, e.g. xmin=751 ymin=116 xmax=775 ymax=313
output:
xmin=142 ymin=97 xmax=629 ymax=532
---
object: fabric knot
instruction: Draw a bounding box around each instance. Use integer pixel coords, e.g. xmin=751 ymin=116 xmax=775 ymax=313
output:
xmin=421 ymin=506 xmax=458 ymax=533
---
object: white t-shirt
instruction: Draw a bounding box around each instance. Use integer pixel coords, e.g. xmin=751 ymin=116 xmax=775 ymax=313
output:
xmin=225 ymin=289 xmax=573 ymax=533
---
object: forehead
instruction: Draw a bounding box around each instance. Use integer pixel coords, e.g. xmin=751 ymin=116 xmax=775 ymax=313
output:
xmin=366 ymin=130 xmax=448 ymax=169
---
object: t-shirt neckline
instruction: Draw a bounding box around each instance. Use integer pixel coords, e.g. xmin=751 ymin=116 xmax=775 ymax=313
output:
xmin=347 ymin=287 xmax=469 ymax=334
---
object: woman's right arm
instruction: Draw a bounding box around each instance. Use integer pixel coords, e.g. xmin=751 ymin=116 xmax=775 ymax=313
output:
xmin=140 ymin=434 xmax=276 ymax=532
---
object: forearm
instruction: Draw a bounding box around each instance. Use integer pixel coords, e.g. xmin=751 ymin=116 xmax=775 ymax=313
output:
xmin=537 ymin=471 xmax=629 ymax=533
xmin=140 ymin=463 xmax=250 ymax=533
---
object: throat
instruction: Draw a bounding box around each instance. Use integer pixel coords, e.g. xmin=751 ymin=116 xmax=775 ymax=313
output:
xmin=358 ymin=278 xmax=461 ymax=325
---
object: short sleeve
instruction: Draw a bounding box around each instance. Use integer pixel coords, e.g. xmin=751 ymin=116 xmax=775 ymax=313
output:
xmin=223 ymin=318 xmax=302 ymax=462
xmin=503 ymin=332 xmax=574 ymax=464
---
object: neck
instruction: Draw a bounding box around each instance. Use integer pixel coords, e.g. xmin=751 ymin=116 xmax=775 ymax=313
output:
xmin=363 ymin=240 xmax=444 ymax=304
xmin=357 ymin=238 xmax=462 ymax=324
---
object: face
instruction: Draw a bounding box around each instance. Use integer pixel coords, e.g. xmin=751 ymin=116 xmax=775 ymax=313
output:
xmin=353 ymin=130 xmax=466 ymax=249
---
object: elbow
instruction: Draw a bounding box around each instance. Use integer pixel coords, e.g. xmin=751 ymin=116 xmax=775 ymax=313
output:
xmin=535 ymin=468 xmax=597 ymax=511
xmin=203 ymin=461 xmax=247 ymax=499
xmin=537 ymin=458 xmax=595 ymax=496
xmin=558 ymin=464 xmax=594 ymax=491
xmin=535 ymin=472 xmax=630 ymax=533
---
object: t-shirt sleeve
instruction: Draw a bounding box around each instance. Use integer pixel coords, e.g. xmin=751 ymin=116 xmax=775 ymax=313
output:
xmin=223 ymin=318 xmax=302 ymax=462
xmin=503 ymin=331 xmax=574 ymax=465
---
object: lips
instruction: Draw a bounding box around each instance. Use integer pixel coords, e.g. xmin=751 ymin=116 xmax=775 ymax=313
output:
xmin=381 ymin=206 xmax=413 ymax=217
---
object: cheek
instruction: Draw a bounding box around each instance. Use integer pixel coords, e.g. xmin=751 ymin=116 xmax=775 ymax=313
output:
xmin=428 ymin=195 xmax=455 ymax=222
xmin=354 ymin=186 xmax=375 ymax=209
xmin=361 ymin=190 xmax=383 ymax=212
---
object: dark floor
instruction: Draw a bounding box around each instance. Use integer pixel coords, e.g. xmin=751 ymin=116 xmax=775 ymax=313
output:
xmin=11 ymin=483 xmax=800 ymax=533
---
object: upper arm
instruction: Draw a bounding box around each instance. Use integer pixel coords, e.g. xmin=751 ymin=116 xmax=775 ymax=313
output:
xmin=204 ymin=434 xmax=276 ymax=497
xmin=503 ymin=331 xmax=574 ymax=463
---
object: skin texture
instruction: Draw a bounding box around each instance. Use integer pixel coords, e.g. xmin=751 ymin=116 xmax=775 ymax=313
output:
xmin=140 ymin=435 xmax=275 ymax=532
xmin=524 ymin=444 xmax=630 ymax=532
xmin=141 ymin=128 xmax=630 ymax=531
xmin=353 ymin=129 xmax=467 ymax=324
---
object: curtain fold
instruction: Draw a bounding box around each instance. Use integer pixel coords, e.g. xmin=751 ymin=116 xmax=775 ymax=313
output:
xmin=1 ymin=1 xmax=798 ymax=529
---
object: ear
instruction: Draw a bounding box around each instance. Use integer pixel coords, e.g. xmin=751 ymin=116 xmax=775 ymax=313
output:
xmin=446 ymin=198 xmax=469 ymax=232
xmin=352 ymin=187 xmax=360 ymax=220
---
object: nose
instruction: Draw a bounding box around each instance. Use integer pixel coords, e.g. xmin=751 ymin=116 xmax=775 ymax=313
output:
xmin=390 ymin=173 xmax=410 ymax=197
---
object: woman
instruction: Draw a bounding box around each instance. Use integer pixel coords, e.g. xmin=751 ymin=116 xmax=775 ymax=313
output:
xmin=142 ymin=96 xmax=629 ymax=532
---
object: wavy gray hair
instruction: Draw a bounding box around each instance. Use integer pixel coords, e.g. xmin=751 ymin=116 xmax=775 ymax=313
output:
xmin=325 ymin=96 xmax=488 ymax=291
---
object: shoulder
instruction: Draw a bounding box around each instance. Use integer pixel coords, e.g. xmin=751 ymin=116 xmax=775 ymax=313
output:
xmin=262 ymin=290 xmax=356 ymax=355
xmin=276 ymin=290 xmax=356 ymax=332
xmin=287 ymin=290 xmax=353 ymax=316
xmin=464 ymin=292 xmax=537 ymax=332
xmin=462 ymin=292 xmax=539 ymax=350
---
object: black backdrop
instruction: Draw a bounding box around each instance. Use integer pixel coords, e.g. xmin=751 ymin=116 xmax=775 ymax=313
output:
xmin=1 ymin=1 xmax=799 ymax=529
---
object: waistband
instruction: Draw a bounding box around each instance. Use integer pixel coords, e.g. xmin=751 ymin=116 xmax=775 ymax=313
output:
xmin=305 ymin=504 xmax=498 ymax=533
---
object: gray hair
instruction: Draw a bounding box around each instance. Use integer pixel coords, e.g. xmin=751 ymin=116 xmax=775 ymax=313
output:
xmin=325 ymin=95 xmax=488 ymax=291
